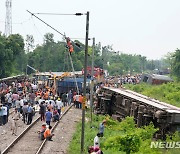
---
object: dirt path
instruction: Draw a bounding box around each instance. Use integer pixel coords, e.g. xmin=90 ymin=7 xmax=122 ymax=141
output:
xmin=40 ymin=107 xmax=81 ymax=154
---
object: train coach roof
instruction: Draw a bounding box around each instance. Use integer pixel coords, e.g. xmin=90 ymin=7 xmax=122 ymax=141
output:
xmin=0 ymin=75 xmax=26 ymax=82
xmin=103 ymin=87 xmax=180 ymax=113
xmin=142 ymin=74 xmax=173 ymax=81
xmin=35 ymin=71 xmax=82 ymax=77
xmin=62 ymin=77 xmax=91 ymax=82
xmin=151 ymin=74 xmax=173 ymax=81
xmin=166 ymin=109 xmax=180 ymax=114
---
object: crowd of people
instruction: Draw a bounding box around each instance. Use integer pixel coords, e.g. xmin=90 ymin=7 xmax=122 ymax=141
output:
xmin=0 ymin=78 xmax=84 ymax=137
xmin=0 ymin=75 xmax=128 ymax=153
xmin=104 ymin=74 xmax=141 ymax=88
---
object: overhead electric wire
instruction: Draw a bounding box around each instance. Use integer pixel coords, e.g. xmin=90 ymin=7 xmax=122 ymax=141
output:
xmin=31 ymin=17 xmax=44 ymax=43
xmin=27 ymin=10 xmax=81 ymax=50
xmin=0 ymin=17 xmax=31 ymax=25
xmin=33 ymin=13 xmax=86 ymax=16
xmin=27 ymin=10 xmax=64 ymax=36
xmin=71 ymin=38 xmax=92 ymax=40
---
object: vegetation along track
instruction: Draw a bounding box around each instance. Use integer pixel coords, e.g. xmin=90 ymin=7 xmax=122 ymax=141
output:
xmin=1 ymin=105 xmax=73 ymax=154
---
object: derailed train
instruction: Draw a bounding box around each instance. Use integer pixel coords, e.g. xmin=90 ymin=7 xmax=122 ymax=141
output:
xmin=96 ymin=87 xmax=180 ymax=139
xmin=0 ymin=75 xmax=27 ymax=85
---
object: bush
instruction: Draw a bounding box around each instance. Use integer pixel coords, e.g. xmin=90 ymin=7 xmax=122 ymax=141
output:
xmin=104 ymin=134 xmax=140 ymax=154
xmin=68 ymin=112 xmax=177 ymax=154
xmin=114 ymin=117 xmax=135 ymax=133
xmin=136 ymin=122 xmax=158 ymax=140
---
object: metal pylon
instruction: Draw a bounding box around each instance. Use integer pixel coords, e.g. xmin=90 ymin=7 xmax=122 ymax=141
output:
xmin=5 ymin=0 xmax=12 ymax=37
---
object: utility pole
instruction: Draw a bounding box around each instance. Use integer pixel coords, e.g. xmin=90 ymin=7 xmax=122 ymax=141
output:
xmin=81 ymin=11 xmax=89 ymax=154
xmin=90 ymin=37 xmax=95 ymax=126
xmin=5 ymin=0 xmax=12 ymax=37
xmin=102 ymin=46 xmax=106 ymax=71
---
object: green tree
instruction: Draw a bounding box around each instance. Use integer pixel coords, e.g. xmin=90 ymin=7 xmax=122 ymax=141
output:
xmin=6 ymin=34 xmax=24 ymax=56
xmin=0 ymin=33 xmax=25 ymax=78
xmin=172 ymin=49 xmax=180 ymax=80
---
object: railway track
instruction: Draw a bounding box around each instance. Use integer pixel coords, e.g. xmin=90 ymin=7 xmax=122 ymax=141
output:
xmin=39 ymin=107 xmax=81 ymax=154
xmin=1 ymin=105 xmax=73 ymax=154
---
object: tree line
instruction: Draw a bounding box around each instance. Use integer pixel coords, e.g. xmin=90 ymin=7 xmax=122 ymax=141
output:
xmin=0 ymin=32 xmax=179 ymax=79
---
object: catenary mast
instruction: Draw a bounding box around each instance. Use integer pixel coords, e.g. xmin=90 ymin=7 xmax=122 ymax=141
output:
xmin=5 ymin=0 xmax=12 ymax=37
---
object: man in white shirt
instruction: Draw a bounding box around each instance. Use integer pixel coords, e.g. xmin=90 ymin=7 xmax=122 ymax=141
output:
xmin=38 ymin=97 xmax=45 ymax=105
xmin=31 ymin=84 xmax=38 ymax=91
xmin=11 ymin=108 xmax=20 ymax=135
xmin=75 ymin=94 xmax=81 ymax=108
xmin=6 ymin=92 xmax=12 ymax=107
xmin=15 ymin=98 xmax=21 ymax=113
xmin=56 ymin=98 xmax=63 ymax=115
xmin=94 ymin=133 xmax=101 ymax=149
xmin=20 ymin=98 xmax=24 ymax=107
xmin=2 ymin=104 xmax=8 ymax=125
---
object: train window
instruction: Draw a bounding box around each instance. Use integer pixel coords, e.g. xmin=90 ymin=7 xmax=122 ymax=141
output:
xmin=176 ymin=126 xmax=180 ymax=132
xmin=143 ymin=76 xmax=149 ymax=82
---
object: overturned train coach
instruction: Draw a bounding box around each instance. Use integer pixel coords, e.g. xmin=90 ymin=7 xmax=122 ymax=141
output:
xmin=96 ymin=87 xmax=180 ymax=139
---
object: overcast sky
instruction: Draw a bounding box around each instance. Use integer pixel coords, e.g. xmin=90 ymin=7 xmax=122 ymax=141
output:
xmin=0 ymin=0 xmax=180 ymax=60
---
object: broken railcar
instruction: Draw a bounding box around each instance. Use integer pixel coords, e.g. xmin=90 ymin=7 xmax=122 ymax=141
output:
xmin=141 ymin=74 xmax=173 ymax=85
xmin=96 ymin=87 xmax=180 ymax=139
xmin=0 ymin=75 xmax=27 ymax=85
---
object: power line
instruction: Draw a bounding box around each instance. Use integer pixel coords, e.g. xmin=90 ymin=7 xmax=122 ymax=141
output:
xmin=27 ymin=10 xmax=81 ymax=50
xmin=27 ymin=10 xmax=64 ymax=36
xmin=33 ymin=13 xmax=86 ymax=16
xmin=0 ymin=17 xmax=31 ymax=25
xmin=31 ymin=17 xmax=44 ymax=43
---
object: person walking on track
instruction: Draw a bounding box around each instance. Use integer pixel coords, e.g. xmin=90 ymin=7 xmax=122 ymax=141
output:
xmin=11 ymin=108 xmax=20 ymax=136
xmin=39 ymin=101 xmax=46 ymax=121
xmin=56 ymin=98 xmax=63 ymax=116
xmin=27 ymin=103 xmax=33 ymax=125
xmin=22 ymin=102 xmax=28 ymax=124
xmin=45 ymin=108 xmax=52 ymax=126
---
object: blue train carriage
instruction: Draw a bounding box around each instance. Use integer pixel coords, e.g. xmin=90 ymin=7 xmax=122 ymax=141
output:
xmin=57 ymin=77 xmax=91 ymax=96
xmin=96 ymin=86 xmax=180 ymax=139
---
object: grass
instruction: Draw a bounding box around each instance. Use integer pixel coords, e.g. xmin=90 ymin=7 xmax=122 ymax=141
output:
xmin=67 ymin=112 xmax=107 ymax=154
xmin=124 ymin=82 xmax=180 ymax=107
xmin=67 ymin=110 xmax=180 ymax=154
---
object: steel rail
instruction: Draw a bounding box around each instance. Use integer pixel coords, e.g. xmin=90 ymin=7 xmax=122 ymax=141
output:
xmin=35 ymin=104 xmax=73 ymax=154
xmin=2 ymin=116 xmax=41 ymax=154
xmin=2 ymin=104 xmax=73 ymax=154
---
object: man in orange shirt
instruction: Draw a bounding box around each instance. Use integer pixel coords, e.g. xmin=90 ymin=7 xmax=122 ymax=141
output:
xmin=38 ymin=123 xmax=46 ymax=140
xmin=44 ymin=125 xmax=54 ymax=141
xmin=44 ymin=91 xmax=49 ymax=100
xmin=79 ymin=94 xmax=83 ymax=109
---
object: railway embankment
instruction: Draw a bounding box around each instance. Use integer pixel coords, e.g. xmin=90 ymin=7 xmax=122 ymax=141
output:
xmin=68 ymin=111 xmax=180 ymax=154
